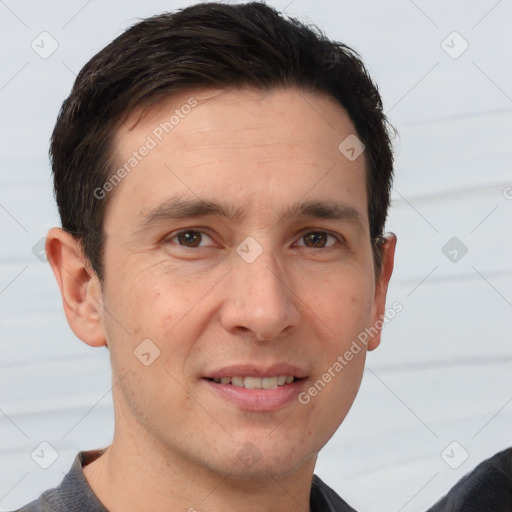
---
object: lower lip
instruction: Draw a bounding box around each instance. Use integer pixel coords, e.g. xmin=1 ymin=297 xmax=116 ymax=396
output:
xmin=203 ymin=379 xmax=306 ymax=412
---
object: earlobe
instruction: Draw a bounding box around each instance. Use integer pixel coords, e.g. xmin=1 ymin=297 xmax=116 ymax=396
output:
xmin=45 ymin=227 xmax=107 ymax=348
xmin=367 ymin=233 xmax=397 ymax=351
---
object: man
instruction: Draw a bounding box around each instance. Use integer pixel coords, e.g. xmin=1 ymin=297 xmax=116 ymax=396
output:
xmin=13 ymin=2 xmax=511 ymax=511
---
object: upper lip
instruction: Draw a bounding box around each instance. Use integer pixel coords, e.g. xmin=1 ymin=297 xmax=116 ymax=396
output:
xmin=204 ymin=363 xmax=308 ymax=380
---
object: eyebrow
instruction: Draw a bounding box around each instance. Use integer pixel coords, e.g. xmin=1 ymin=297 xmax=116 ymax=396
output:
xmin=136 ymin=196 xmax=366 ymax=233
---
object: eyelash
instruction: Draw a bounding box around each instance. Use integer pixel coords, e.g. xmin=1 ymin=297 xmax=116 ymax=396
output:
xmin=165 ymin=228 xmax=344 ymax=251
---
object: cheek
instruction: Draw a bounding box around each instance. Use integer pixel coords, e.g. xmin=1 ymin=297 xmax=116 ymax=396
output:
xmin=303 ymin=274 xmax=374 ymax=404
xmin=103 ymin=270 xmax=198 ymax=427
xmin=306 ymin=273 xmax=374 ymax=340
xmin=105 ymin=257 xmax=188 ymax=334
xmin=104 ymin=263 xmax=217 ymax=382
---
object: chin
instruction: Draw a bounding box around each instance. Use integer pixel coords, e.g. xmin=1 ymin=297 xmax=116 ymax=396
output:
xmin=199 ymin=437 xmax=318 ymax=481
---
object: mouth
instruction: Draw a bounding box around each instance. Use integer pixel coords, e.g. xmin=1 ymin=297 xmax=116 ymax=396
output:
xmin=202 ymin=365 xmax=308 ymax=411
xmin=205 ymin=375 xmax=301 ymax=389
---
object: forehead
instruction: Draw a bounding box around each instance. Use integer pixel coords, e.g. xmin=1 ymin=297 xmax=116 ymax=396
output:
xmin=106 ymin=87 xmax=368 ymax=231
xmin=118 ymin=87 xmax=359 ymax=156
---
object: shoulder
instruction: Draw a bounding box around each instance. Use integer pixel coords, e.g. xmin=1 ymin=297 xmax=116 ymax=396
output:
xmin=428 ymin=447 xmax=512 ymax=512
xmin=311 ymin=474 xmax=358 ymax=512
xmin=10 ymin=488 xmax=61 ymax=512
xmin=9 ymin=450 xmax=108 ymax=512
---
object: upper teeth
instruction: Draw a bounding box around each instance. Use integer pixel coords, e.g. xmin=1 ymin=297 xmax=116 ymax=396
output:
xmin=213 ymin=376 xmax=295 ymax=389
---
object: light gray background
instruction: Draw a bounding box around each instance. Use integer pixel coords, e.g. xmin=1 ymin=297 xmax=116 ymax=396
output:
xmin=1 ymin=1 xmax=511 ymax=511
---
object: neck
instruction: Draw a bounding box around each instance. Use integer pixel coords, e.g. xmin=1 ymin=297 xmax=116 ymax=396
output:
xmin=83 ymin=418 xmax=315 ymax=512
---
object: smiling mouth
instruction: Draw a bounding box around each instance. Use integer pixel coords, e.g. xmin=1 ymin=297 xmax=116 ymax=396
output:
xmin=206 ymin=376 xmax=302 ymax=389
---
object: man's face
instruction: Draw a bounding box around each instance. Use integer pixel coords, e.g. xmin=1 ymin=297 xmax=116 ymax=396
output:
xmin=99 ymin=87 xmax=393 ymax=478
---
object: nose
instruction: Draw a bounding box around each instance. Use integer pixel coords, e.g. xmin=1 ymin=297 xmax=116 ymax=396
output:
xmin=219 ymin=247 xmax=301 ymax=342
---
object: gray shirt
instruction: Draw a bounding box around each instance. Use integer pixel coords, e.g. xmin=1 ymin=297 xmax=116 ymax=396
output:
xmin=12 ymin=447 xmax=512 ymax=511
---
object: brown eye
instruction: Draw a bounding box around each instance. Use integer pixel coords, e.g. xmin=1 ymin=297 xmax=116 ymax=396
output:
xmin=175 ymin=231 xmax=205 ymax=247
xmin=298 ymin=231 xmax=337 ymax=249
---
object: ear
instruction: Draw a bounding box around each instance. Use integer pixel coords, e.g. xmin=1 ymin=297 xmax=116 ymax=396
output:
xmin=45 ymin=227 xmax=107 ymax=348
xmin=367 ymin=233 xmax=397 ymax=351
